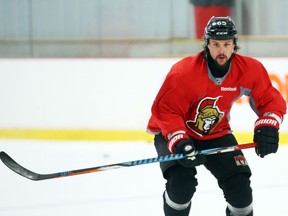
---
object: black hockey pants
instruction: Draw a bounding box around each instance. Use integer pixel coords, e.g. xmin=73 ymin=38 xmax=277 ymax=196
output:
xmin=154 ymin=133 xmax=253 ymax=216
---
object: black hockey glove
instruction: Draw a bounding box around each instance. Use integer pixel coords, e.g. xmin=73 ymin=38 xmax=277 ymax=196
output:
xmin=253 ymin=116 xmax=279 ymax=158
xmin=167 ymin=134 xmax=206 ymax=167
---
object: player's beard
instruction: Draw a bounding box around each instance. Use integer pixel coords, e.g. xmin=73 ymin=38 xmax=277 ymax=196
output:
xmin=215 ymin=54 xmax=229 ymax=68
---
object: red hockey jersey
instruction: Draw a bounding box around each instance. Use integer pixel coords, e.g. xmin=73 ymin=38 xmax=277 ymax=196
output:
xmin=147 ymin=52 xmax=286 ymax=140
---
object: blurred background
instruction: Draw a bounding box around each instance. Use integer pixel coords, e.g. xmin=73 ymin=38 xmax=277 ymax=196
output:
xmin=0 ymin=0 xmax=287 ymax=142
xmin=1 ymin=0 xmax=288 ymax=58
xmin=1 ymin=2 xmax=287 ymax=215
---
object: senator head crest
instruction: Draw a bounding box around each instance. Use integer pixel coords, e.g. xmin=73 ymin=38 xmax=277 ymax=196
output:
xmin=186 ymin=97 xmax=224 ymax=136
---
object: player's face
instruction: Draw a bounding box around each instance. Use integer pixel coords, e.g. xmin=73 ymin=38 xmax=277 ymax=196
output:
xmin=208 ymin=39 xmax=235 ymax=66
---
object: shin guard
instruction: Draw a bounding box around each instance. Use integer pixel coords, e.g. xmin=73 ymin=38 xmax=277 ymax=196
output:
xmin=163 ymin=190 xmax=191 ymax=216
xmin=226 ymin=203 xmax=253 ymax=216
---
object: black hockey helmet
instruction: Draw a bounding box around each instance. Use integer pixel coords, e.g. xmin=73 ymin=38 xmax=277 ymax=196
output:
xmin=204 ymin=16 xmax=238 ymax=41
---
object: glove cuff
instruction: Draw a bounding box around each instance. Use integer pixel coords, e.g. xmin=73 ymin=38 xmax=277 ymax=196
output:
xmin=167 ymin=133 xmax=189 ymax=153
xmin=254 ymin=116 xmax=280 ymax=131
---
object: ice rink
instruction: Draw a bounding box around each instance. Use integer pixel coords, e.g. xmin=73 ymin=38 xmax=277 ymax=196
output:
xmin=1 ymin=139 xmax=288 ymax=216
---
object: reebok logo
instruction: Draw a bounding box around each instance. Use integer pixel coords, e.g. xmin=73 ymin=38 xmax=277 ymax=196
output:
xmin=221 ymin=87 xmax=237 ymax=91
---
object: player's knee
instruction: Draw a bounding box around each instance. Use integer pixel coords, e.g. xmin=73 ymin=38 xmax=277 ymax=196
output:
xmin=220 ymin=173 xmax=253 ymax=208
xmin=221 ymin=173 xmax=253 ymax=215
xmin=165 ymin=165 xmax=198 ymax=203
xmin=226 ymin=203 xmax=253 ymax=216
xmin=163 ymin=190 xmax=192 ymax=214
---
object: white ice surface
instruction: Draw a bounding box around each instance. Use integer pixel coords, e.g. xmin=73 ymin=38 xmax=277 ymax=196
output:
xmin=0 ymin=140 xmax=287 ymax=216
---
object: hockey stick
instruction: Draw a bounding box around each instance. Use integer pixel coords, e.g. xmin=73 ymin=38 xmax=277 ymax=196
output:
xmin=0 ymin=142 xmax=256 ymax=181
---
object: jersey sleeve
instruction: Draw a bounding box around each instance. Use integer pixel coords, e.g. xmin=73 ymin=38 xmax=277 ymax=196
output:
xmin=150 ymin=63 xmax=194 ymax=139
xmin=249 ymin=61 xmax=286 ymax=121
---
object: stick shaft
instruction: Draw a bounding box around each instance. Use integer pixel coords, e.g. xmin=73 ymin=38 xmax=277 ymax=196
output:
xmin=0 ymin=142 xmax=256 ymax=181
xmin=203 ymin=142 xmax=256 ymax=155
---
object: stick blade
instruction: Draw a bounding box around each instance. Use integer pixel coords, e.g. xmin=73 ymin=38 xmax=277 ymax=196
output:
xmin=0 ymin=151 xmax=40 ymax=181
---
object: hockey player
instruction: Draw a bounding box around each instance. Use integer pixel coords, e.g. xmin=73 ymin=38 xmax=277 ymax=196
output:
xmin=146 ymin=16 xmax=286 ymax=216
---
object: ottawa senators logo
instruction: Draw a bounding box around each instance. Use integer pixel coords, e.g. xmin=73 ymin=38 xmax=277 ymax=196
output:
xmin=186 ymin=97 xmax=224 ymax=136
xmin=234 ymin=155 xmax=248 ymax=166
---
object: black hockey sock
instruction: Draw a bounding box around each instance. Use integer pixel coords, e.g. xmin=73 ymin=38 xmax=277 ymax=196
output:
xmin=226 ymin=207 xmax=253 ymax=216
xmin=164 ymin=201 xmax=191 ymax=216
xmin=163 ymin=192 xmax=191 ymax=216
